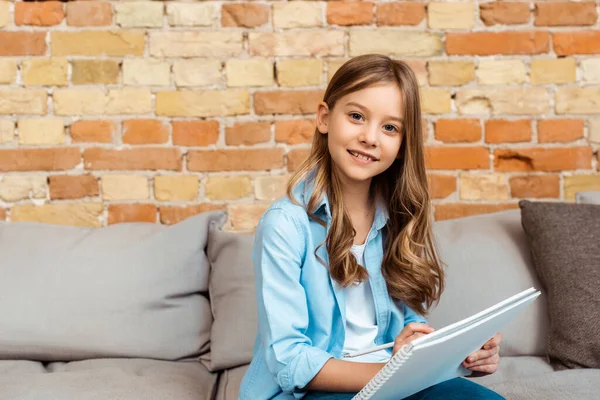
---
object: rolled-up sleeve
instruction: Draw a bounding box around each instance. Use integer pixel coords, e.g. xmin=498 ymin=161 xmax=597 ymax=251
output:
xmin=403 ymin=303 xmax=428 ymax=325
xmin=253 ymin=208 xmax=333 ymax=396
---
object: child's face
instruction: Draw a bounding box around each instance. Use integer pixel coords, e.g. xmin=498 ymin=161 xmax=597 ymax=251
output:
xmin=317 ymin=83 xmax=404 ymax=186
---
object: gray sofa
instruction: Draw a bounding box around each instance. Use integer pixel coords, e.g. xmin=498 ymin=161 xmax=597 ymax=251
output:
xmin=1 ymin=195 xmax=599 ymax=400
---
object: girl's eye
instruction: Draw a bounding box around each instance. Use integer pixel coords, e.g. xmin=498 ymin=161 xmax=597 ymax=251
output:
xmin=349 ymin=113 xmax=363 ymax=121
xmin=384 ymin=124 xmax=398 ymax=133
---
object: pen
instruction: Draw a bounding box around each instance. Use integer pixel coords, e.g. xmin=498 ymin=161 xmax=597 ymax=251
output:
xmin=342 ymin=342 xmax=394 ymax=358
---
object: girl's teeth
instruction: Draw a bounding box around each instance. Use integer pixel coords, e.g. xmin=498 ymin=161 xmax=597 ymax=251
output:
xmin=350 ymin=151 xmax=372 ymax=161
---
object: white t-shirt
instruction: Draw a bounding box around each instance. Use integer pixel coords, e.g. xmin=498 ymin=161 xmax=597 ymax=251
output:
xmin=342 ymin=243 xmax=391 ymax=363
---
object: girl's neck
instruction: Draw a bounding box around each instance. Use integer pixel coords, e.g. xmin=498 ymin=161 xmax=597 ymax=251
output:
xmin=339 ymin=178 xmax=374 ymax=217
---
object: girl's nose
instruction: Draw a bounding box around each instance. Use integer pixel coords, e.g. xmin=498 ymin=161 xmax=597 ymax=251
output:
xmin=359 ymin=125 xmax=378 ymax=147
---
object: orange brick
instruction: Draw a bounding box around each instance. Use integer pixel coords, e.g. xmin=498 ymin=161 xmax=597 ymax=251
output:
xmin=327 ymin=1 xmax=374 ymax=26
xmin=0 ymin=32 xmax=46 ymax=56
xmin=84 ymin=148 xmax=182 ymax=171
xmin=15 ymin=1 xmax=64 ymax=26
xmin=49 ymin=175 xmax=99 ymax=200
xmin=275 ymin=119 xmax=315 ymax=144
xmin=255 ymin=90 xmax=323 ymax=115
xmin=70 ymin=120 xmax=115 ymax=143
xmin=509 ymin=175 xmax=560 ymax=198
xmin=447 ymin=32 xmax=549 ymax=55
xmin=287 ymin=148 xmax=311 ymax=172
xmin=0 ymin=148 xmax=80 ymax=172
xmin=172 ymin=120 xmax=219 ymax=147
xmin=435 ymin=203 xmax=519 ymax=221
xmin=425 ymin=147 xmax=490 ymax=170
xmin=434 ymin=119 xmax=481 ymax=143
xmin=553 ymin=31 xmax=600 ymax=55
xmin=0 ymin=208 xmax=5 ymax=221
xmin=187 ymin=149 xmax=284 ymax=172
xmin=67 ymin=1 xmax=113 ymax=27
xmin=537 ymin=119 xmax=584 ymax=143
xmin=480 ymin=2 xmax=530 ymax=26
xmin=494 ymin=147 xmax=592 ymax=172
xmin=377 ymin=3 xmax=425 ymax=26
xmin=226 ymin=121 xmax=271 ymax=145
xmin=427 ymin=174 xmax=456 ymax=199
xmin=108 ymin=204 xmax=157 ymax=225
xmin=222 ymin=4 xmax=269 ymax=28
xmin=485 ymin=120 xmax=532 ymax=144
xmin=160 ymin=204 xmax=226 ymax=225
xmin=535 ymin=2 xmax=597 ymax=26
xmin=122 ymin=119 xmax=169 ymax=145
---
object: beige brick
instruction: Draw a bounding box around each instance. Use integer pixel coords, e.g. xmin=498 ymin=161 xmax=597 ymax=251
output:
xmin=589 ymin=118 xmax=600 ymax=144
xmin=531 ymin=59 xmax=576 ymax=85
xmin=52 ymin=31 xmax=145 ymax=57
xmin=22 ymin=58 xmax=68 ymax=86
xmin=327 ymin=60 xmax=345 ymax=82
xmin=0 ymin=89 xmax=47 ymax=115
xmin=205 ymin=176 xmax=252 ymax=200
xmin=405 ymin=60 xmax=427 ymax=86
xmin=255 ymin=175 xmax=289 ymax=200
xmin=476 ymin=60 xmax=526 ymax=85
xmin=460 ymin=173 xmax=508 ymax=200
xmin=18 ymin=119 xmax=65 ymax=145
xmin=154 ymin=175 xmax=199 ymax=201
xmin=0 ymin=120 xmax=13 ymax=143
xmin=157 ymin=90 xmax=250 ymax=117
xmin=226 ymin=59 xmax=273 ymax=87
xmin=273 ymin=2 xmax=323 ymax=28
xmin=456 ymin=89 xmax=550 ymax=115
xmin=115 ymin=2 xmax=163 ymax=28
xmin=123 ymin=58 xmax=170 ymax=86
xmin=249 ymin=31 xmax=344 ymax=57
xmin=102 ymin=174 xmax=149 ymax=200
xmin=428 ymin=2 xmax=475 ymax=29
xmin=174 ymin=60 xmax=222 ymax=87
xmin=350 ymin=30 xmax=443 ymax=57
xmin=428 ymin=61 xmax=474 ymax=86
xmin=581 ymin=59 xmax=600 ymax=84
xmin=229 ymin=203 xmax=269 ymax=231
xmin=167 ymin=2 xmax=217 ymax=27
xmin=0 ymin=59 xmax=17 ymax=84
xmin=564 ymin=175 xmax=600 ymax=200
xmin=421 ymin=89 xmax=451 ymax=114
xmin=106 ymin=88 xmax=152 ymax=115
xmin=150 ymin=32 xmax=243 ymax=58
xmin=555 ymin=88 xmax=600 ymax=114
xmin=277 ymin=59 xmax=322 ymax=87
xmin=54 ymin=89 xmax=106 ymax=116
xmin=71 ymin=60 xmax=119 ymax=85
xmin=12 ymin=203 xmax=103 ymax=227
xmin=0 ymin=1 xmax=9 ymax=27
xmin=0 ymin=175 xmax=47 ymax=202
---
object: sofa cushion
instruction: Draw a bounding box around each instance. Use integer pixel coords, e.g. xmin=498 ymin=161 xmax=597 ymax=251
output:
xmin=0 ymin=211 xmax=225 ymax=362
xmin=429 ymin=210 xmax=549 ymax=357
xmin=519 ymin=200 xmax=600 ymax=370
xmin=0 ymin=358 xmax=218 ymax=400
xmin=215 ymin=365 xmax=248 ymax=400
xmin=465 ymin=356 xmax=553 ymax=387
xmin=576 ymin=191 xmax=600 ymax=204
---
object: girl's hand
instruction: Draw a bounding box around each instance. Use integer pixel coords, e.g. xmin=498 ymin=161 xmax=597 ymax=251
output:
xmin=462 ymin=332 xmax=503 ymax=374
xmin=392 ymin=323 xmax=435 ymax=356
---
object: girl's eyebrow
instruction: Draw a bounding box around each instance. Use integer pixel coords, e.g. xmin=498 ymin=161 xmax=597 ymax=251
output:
xmin=345 ymin=101 xmax=404 ymax=122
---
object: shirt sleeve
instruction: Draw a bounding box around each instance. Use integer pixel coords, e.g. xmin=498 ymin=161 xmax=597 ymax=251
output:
xmin=253 ymin=208 xmax=333 ymax=397
xmin=403 ymin=302 xmax=428 ymax=325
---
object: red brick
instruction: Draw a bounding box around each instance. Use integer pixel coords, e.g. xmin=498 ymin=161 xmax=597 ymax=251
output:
xmin=67 ymin=1 xmax=113 ymax=27
xmin=187 ymin=149 xmax=284 ymax=172
xmin=427 ymin=175 xmax=456 ymax=199
xmin=537 ymin=119 xmax=584 ymax=143
xmin=108 ymin=204 xmax=157 ymax=225
xmin=0 ymin=148 xmax=80 ymax=172
xmin=122 ymin=120 xmax=169 ymax=145
xmin=480 ymin=3 xmax=530 ymax=26
xmin=0 ymin=32 xmax=47 ymax=56
xmin=226 ymin=121 xmax=271 ymax=146
xmin=425 ymin=147 xmax=490 ymax=170
xmin=435 ymin=203 xmax=519 ymax=221
xmin=160 ymin=204 xmax=226 ymax=225
xmin=553 ymin=31 xmax=600 ymax=55
xmin=509 ymin=175 xmax=560 ymax=198
xmin=254 ymin=90 xmax=324 ymax=115
xmin=70 ymin=120 xmax=115 ymax=143
xmin=275 ymin=119 xmax=315 ymax=144
xmin=377 ymin=3 xmax=425 ymax=26
xmin=327 ymin=2 xmax=374 ymax=26
xmin=485 ymin=120 xmax=532 ymax=144
xmin=172 ymin=121 xmax=219 ymax=147
xmin=494 ymin=147 xmax=592 ymax=172
xmin=535 ymin=2 xmax=597 ymax=26
xmin=447 ymin=32 xmax=549 ymax=55
xmin=222 ymin=4 xmax=269 ymax=28
xmin=434 ymin=119 xmax=481 ymax=143
xmin=287 ymin=149 xmax=311 ymax=172
xmin=84 ymin=148 xmax=182 ymax=171
xmin=15 ymin=1 xmax=64 ymax=26
xmin=49 ymin=175 xmax=99 ymax=200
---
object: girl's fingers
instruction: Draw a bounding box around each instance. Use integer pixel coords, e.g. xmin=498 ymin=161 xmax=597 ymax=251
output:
xmin=466 ymin=364 xmax=498 ymax=374
xmin=463 ymin=353 xmax=499 ymax=368
xmin=484 ymin=333 xmax=503 ymax=349
xmin=465 ymin=345 xmax=499 ymax=364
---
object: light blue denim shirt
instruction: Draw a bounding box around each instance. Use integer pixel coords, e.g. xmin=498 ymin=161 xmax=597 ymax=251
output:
xmin=239 ymin=177 xmax=427 ymax=400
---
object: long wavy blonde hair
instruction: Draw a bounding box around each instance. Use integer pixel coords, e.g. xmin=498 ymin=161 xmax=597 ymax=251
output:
xmin=286 ymin=54 xmax=444 ymax=316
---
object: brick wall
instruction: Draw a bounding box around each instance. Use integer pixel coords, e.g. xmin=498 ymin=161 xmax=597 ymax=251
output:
xmin=0 ymin=1 xmax=599 ymax=230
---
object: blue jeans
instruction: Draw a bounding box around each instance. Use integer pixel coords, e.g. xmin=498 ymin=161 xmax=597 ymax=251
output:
xmin=303 ymin=377 xmax=505 ymax=399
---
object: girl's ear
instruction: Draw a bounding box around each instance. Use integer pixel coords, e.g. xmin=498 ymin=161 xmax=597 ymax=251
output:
xmin=316 ymin=102 xmax=329 ymax=135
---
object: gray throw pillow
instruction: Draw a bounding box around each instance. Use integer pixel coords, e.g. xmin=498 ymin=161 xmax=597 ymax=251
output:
xmin=576 ymin=191 xmax=600 ymax=205
xmin=519 ymin=200 xmax=600 ymax=370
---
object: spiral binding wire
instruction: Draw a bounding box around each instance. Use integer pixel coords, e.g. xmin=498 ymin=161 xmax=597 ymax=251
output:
xmin=352 ymin=343 xmax=414 ymax=400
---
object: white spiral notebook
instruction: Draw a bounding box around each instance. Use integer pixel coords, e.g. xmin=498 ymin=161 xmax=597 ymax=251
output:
xmin=352 ymin=287 xmax=541 ymax=400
